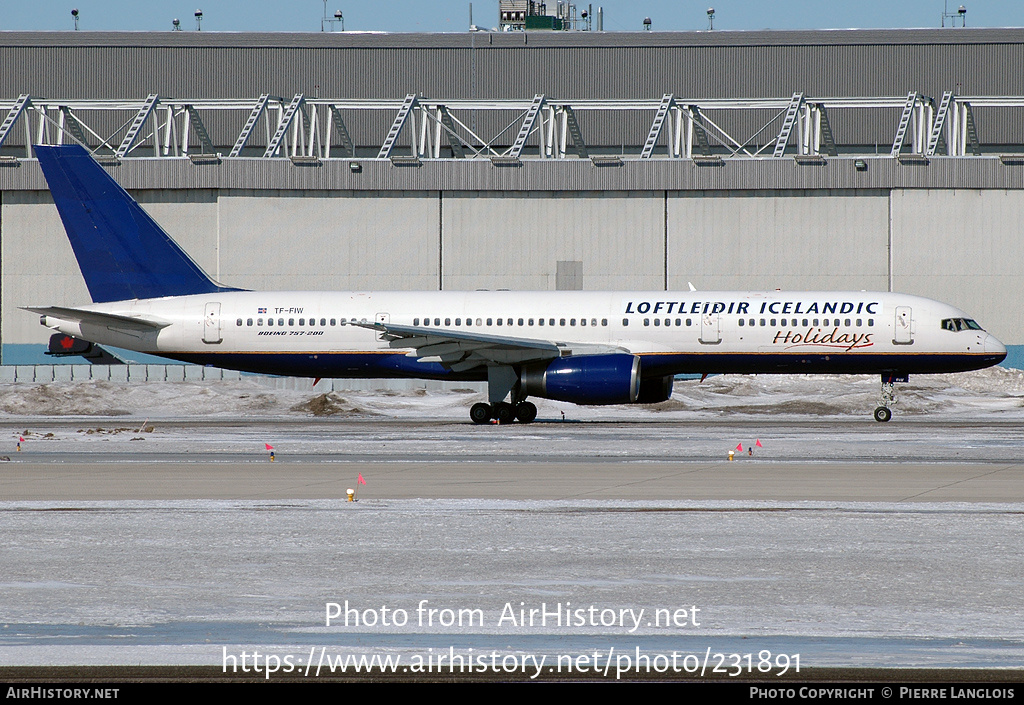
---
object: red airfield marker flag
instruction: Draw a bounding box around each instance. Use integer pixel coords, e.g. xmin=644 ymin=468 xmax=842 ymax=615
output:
xmin=755 ymin=439 xmax=763 ymax=448
xmin=265 ymin=443 xmax=275 ymax=462
xmin=354 ymin=472 xmax=367 ymax=500
xmin=358 ymin=473 xmax=366 ymax=485
xmin=735 ymin=443 xmax=743 ymax=452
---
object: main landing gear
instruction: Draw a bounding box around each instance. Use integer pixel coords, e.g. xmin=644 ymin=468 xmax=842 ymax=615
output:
xmin=470 ymin=401 xmax=538 ymax=424
xmin=470 ymin=366 xmax=538 ymax=424
xmin=873 ymin=374 xmax=904 ymax=422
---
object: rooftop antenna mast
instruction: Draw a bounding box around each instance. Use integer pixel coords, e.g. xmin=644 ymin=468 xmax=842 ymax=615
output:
xmin=707 ymin=7 xmax=714 ymax=30
xmin=194 ymin=8 xmax=203 ymax=31
xmin=322 ymin=1 xmax=344 ymax=31
xmin=941 ymin=1 xmax=966 ymax=27
xmin=71 ymin=8 xmax=79 ymax=30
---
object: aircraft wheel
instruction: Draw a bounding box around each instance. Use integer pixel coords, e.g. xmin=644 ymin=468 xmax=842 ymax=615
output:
xmin=873 ymin=406 xmax=892 ymax=423
xmin=515 ymin=401 xmax=538 ymax=424
xmin=492 ymin=402 xmax=516 ymax=424
xmin=470 ymin=403 xmax=492 ymax=424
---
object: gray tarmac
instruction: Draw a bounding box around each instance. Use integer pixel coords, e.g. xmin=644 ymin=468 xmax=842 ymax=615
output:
xmin=3 ymin=460 xmax=1024 ymax=502
xmin=1 ymin=418 xmax=1023 ymax=502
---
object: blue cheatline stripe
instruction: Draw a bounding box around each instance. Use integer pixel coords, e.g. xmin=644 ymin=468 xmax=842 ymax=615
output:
xmin=34 ymin=144 xmax=241 ymax=304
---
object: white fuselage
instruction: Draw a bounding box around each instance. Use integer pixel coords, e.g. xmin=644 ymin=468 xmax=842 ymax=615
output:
xmin=39 ymin=289 xmax=1006 ymax=380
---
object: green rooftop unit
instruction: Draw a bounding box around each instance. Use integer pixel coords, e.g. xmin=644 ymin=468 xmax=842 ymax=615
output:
xmin=525 ymin=15 xmax=563 ymax=30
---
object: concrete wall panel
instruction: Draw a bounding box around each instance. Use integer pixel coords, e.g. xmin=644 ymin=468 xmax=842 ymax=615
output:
xmin=1 ymin=190 xmax=90 ymax=350
xmin=667 ymin=191 xmax=890 ymax=292
xmin=217 ymin=190 xmax=439 ymax=291
xmin=442 ymin=191 xmax=663 ymax=291
xmin=891 ymin=189 xmax=1024 ymax=344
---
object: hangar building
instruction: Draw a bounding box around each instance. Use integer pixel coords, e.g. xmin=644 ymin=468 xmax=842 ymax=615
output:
xmin=1 ymin=28 xmax=1023 ymax=364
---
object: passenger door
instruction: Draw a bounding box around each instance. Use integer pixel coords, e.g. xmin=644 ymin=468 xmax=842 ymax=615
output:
xmin=894 ymin=306 xmax=913 ymax=344
xmin=700 ymin=312 xmax=721 ymax=344
xmin=375 ymin=312 xmax=390 ymax=341
xmin=203 ymin=302 xmax=222 ymax=344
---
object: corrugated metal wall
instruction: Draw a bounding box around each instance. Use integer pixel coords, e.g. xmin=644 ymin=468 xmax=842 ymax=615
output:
xmin=3 ymin=29 xmax=1024 ymax=149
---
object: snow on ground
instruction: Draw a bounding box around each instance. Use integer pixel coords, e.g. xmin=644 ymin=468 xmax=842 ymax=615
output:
xmin=0 ymin=366 xmax=1021 ymax=421
xmin=1 ymin=499 xmax=1023 ymax=668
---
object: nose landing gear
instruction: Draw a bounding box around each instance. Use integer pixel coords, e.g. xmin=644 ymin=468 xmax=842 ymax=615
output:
xmin=873 ymin=373 xmax=906 ymax=422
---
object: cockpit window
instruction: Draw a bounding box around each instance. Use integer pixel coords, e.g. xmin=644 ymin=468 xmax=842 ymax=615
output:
xmin=942 ymin=318 xmax=984 ymax=332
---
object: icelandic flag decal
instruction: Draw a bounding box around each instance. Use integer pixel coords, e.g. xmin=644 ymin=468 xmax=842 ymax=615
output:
xmin=258 ymin=307 xmax=267 ymax=313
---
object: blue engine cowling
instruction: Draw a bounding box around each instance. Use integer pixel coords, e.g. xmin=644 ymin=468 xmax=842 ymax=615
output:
xmin=520 ymin=354 xmax=641 ymax=405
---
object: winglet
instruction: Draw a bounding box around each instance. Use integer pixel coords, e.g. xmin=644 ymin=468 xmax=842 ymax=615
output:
xmin=35 ymin=144 xmax=240 ymax=303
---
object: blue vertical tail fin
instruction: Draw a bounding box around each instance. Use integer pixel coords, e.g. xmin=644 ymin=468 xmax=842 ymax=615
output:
xmin=35 ymin=144 xmax=238 ymax=303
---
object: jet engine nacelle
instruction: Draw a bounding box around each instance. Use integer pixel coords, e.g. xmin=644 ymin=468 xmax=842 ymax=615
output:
xmin=520 ymin=354 xmax=641 ymax=405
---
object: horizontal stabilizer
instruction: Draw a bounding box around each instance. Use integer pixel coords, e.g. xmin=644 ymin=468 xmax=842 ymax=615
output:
xmin=24 ymin=306 xmax=171 ymax=333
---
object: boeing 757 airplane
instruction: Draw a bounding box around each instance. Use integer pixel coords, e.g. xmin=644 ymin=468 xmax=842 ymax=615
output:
xmin=27 ymin=145 xmax=1006 ymax=423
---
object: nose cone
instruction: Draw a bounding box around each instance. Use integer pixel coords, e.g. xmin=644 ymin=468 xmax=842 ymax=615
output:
xmin=984 ymin=333 xmax=1007 ymax=362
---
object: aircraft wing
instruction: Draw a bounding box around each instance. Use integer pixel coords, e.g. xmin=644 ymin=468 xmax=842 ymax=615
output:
xmin=352 ymin=320 xmax=628 ymax=372
xmin=23 ymin=306 xmax=172 ymax=335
